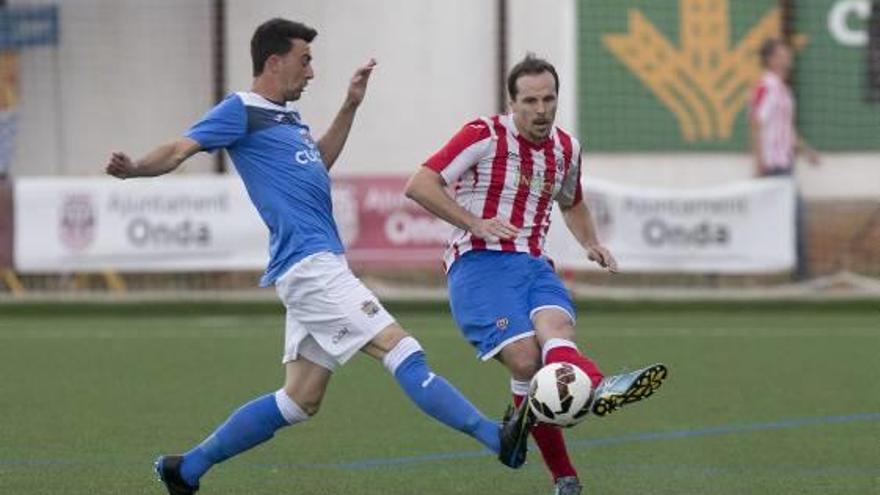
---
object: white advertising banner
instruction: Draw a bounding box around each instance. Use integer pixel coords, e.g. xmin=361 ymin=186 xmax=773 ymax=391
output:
xmin=14 ymin=175 xmax=797 ymax=274
xmin=14 ymin=177 xmax=269 ymax=272
xmin=546 ymin=177 xmax=796 ymax=273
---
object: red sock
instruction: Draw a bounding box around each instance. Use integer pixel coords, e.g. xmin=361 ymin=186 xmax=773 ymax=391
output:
xmin=514 ymin=394 xmax=577 ymax=481
xmin=544 ymin=343 xmax=604 ymax=388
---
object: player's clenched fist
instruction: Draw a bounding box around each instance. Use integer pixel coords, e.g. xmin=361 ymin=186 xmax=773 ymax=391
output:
xmin=105 ymin=152 xmax=137 ymax=179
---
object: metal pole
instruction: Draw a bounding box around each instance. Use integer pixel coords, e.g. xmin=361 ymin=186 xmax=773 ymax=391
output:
xmin=779 ymin=0 xmax=795 ymax=44
xmin=212 ymin=0 xmax=227 ymax=174
xmin=868 ymin=0 xmax=880 ymax=103
xmin=496 ymin=0 xmax=508 ymax=114
xmin=779 ymin=0 xmax=797 ymax=90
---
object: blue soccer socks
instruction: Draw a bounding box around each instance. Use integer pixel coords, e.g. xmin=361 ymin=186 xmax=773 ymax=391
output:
xmin=386 ymin=337 xmax=501 ymax=453
xmin=179 ymin=390 xmax=308 ymax=486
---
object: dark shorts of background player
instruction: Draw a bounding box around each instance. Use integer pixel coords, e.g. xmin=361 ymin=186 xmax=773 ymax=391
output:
xmin=760 ymin=167 xmax=808 ymax=280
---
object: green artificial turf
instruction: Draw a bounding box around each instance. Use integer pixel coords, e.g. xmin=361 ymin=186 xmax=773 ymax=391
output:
xmin=0 ymin=302 xmax=877 ymax=494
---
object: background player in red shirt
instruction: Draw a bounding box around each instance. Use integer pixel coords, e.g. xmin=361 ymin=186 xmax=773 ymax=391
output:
xmin=750 ymin=39 xmax=819 ymax=177
xmin=750 ymin=39 xmax=821 ymax=280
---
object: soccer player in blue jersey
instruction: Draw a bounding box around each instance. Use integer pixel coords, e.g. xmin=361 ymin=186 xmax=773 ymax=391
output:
xmin=104 ymin=18 xmax=528 ymax=495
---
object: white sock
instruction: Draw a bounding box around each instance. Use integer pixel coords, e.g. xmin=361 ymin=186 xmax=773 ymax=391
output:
xmin=274 ymin=389 xmax=310 ymax=425
xmin=382 ymin=336 xmax=424 ymax=375
xmin=510 ymin=378 xmax=530 ymax=397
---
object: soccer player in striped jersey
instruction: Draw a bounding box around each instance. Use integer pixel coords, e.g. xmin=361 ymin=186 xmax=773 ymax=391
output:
xmin=406 ymin=55 xmax=668 ymax=495
xmin=750 ymin=38 xmax=820 ymax=280
xmin=105 ymin=18 xmax=528 ymax=495
xmin=750 ymin=39 xmax=820 ymax=178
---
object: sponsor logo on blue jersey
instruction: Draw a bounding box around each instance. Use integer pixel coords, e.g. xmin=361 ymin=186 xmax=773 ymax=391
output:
xmin=296 ymin=128 xmax=321 ymax=164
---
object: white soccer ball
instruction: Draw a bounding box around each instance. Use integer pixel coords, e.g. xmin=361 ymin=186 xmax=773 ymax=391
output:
xmin=528 ymin=362 xmax=593 ymax=427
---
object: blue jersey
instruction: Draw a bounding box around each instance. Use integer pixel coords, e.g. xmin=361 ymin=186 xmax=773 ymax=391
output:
xmin=186 ymin=92 xmax=344 ymax=286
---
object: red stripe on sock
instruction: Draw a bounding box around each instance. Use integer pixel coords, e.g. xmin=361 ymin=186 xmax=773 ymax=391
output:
xmin=513 ymin=394 xmax=578 ymax=481
xmin=544 ymin=346 xmax=604 ymax=388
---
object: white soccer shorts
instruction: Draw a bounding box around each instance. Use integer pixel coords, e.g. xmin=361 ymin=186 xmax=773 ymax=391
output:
xmin=275 ymin=252 xmax=395 ymax=371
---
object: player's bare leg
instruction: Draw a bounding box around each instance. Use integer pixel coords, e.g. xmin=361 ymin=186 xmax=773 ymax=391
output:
xmin=499 ymin=338 xmax=582 ymax=485
xmin=533 ymin=308 xmax=668 ymax=417
xmin=281 ymin=358 xmax=334 ymax=415
xmin=533 ymin=309 xmax=604 ymax=387
xmin=496 ymin=338 xmax=540 ymax=470
xmin=501 ymin=337 xmax=593 ymax=493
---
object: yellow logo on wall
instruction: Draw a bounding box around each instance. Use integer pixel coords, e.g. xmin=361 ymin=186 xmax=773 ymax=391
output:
xmin=0 ymin=52 xmax=20 ymax=112
xmin=603 ymin=0 xmax=806 ymax=142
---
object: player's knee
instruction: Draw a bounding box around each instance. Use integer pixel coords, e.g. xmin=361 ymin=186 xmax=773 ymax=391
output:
xmin=298 ymin=398 xmax=322 ymax=417
xmin=510 ymin=359 xmax=541 ymax=380
xmin=291 ymin=393 xmax=322 ymax=417
xmin=533 ymin=308 xmax=577 ymax=340
xmin=281 ymin=385 xmax=324 ymax=417
xmin=506 ymin=352 xmax=542 ymax=380
xmin=500 ymin=339 xmax=542 ymax=379
xmin=274 ymin=389 xmax=314 ymax=424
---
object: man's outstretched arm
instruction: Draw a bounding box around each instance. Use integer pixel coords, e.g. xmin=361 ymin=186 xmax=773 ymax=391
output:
xmin=560 ymin=200 xmax=617 ymax=273
xmin=318 ymin=58 xmax=376 ymax=170
xmin=104 ymin=137 xmax=201 ymax=179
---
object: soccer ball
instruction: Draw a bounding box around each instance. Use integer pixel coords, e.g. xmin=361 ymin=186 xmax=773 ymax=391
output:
xmin=528 ymin=362 xmax=593 ymax=427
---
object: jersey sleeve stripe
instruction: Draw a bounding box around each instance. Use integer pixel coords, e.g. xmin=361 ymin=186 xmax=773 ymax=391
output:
xmin=437 ymin=138 xmax=492 ymax=184
xmin=423 ymin=121 xmax=491 ymax=175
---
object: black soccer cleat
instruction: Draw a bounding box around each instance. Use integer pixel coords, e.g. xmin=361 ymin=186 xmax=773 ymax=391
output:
xmin=498 ymin=400 xmax=535 ymax=469
xmin=154 ymin=455 xmax=199 ymax=495
xmin=590 ymin=363 xmax=668 ymax=417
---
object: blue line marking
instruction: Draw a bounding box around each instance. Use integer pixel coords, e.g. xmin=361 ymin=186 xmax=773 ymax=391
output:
xmin=565 ymin=412 xmax=880 ymax=449
xmin=2 ymin=412 xmax=878 ymax=472
xmin=330 ymin=412 xmax=880 ymax=470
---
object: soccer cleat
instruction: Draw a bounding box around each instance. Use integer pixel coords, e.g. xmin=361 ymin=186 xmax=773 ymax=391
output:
xmin=590 ymin=363 xmax=668 ymax=417
xmin=497 ymin=400 xmax=534 ymax=469
xmin=154 ymin=455 xmax=199 ymax=495
xmin=554 ymin=476 xmax=583 ymax=495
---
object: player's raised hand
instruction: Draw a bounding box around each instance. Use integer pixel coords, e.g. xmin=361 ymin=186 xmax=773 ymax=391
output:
xmin=105 ymin=151 xmax=137 ymax=179
xmin=346 ymin=58 xmax=377 ymax=107
xmin=587 ymin=243 xmax=618 ymax=273
xmin=468 ymin=217 xmax=519 ymax=242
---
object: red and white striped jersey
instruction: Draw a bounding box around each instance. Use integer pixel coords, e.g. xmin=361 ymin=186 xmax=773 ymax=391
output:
xmin=750 ymin=71 xmax=796 ymax=172
xmin=423 ymin=114 xmax=583 ymax=270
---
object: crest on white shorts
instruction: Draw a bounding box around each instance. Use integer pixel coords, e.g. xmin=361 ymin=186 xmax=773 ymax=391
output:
xmin=361 ymin=300 xmax=380 ymax=317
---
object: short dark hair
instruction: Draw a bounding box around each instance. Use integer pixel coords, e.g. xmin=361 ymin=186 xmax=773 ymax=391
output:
xmin=251 ymin=18 xmax=317 ymax=76
xmin=759 ymin=38 xmax=785 ymax=68
xmin=507 ymin=54 xmax=559 ymax=100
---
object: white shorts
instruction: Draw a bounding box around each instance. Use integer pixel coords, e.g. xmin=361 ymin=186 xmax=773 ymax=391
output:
xmin=275 ymin=252 xmax=395 ymax=371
